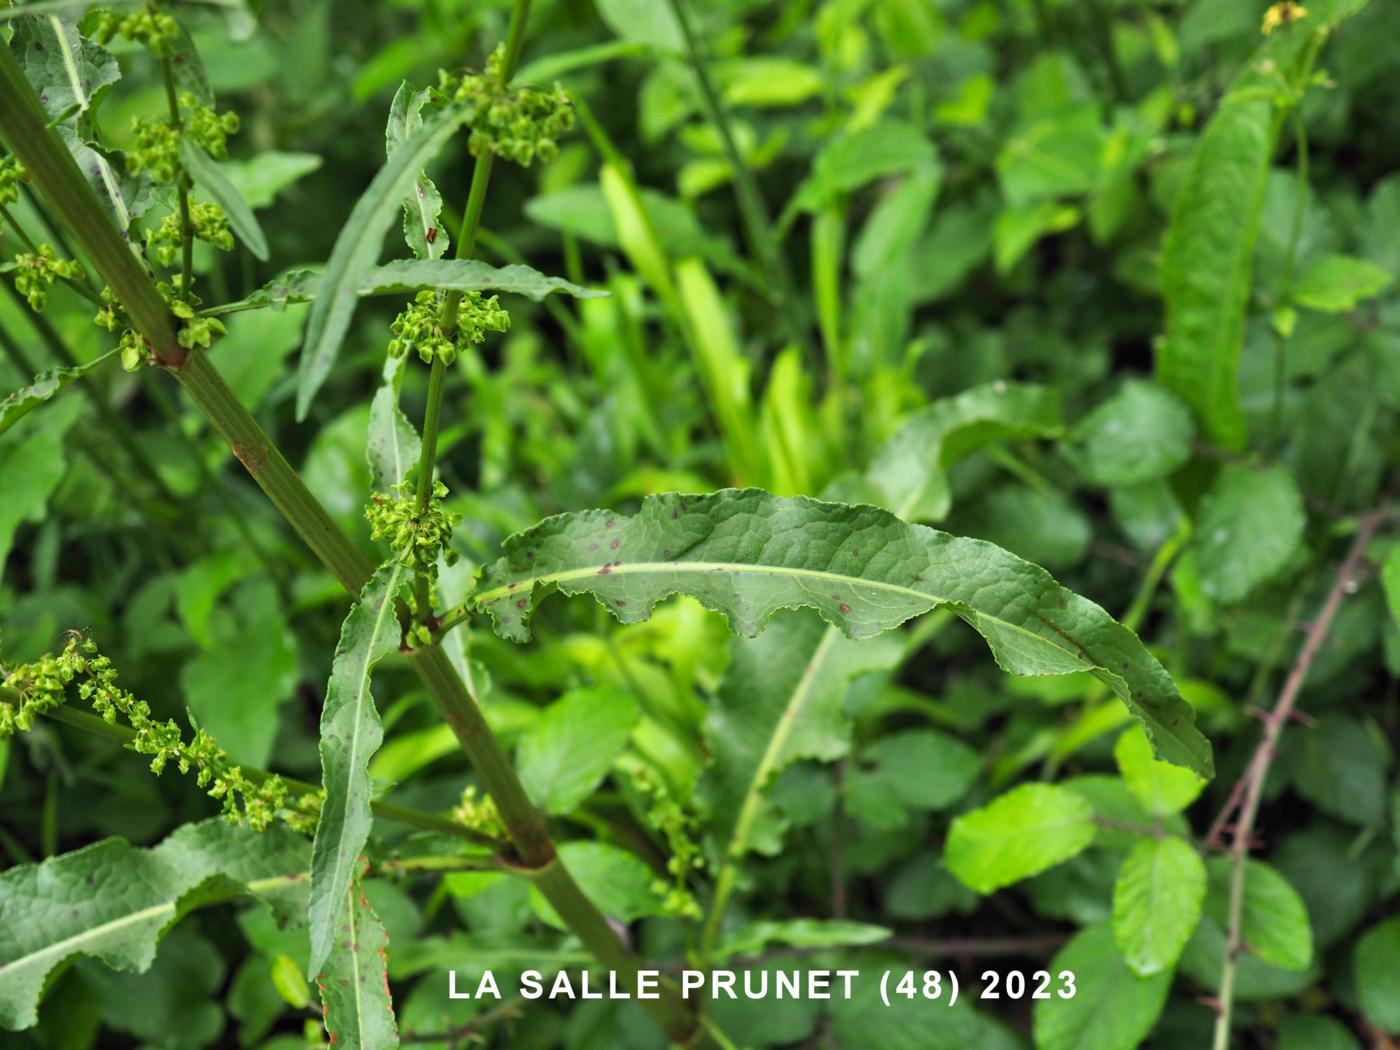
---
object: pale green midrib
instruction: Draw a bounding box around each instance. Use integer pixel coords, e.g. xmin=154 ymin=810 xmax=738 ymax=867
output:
xmin=317 ymin=564 xmax=404 ymax=956
xmin=347 ymin=888 xmax=367 ymax=1044
xmin=49 ymin=16 xmax=86 ymax=109
xmin=1 ymin=872 xmax=302 ymax=980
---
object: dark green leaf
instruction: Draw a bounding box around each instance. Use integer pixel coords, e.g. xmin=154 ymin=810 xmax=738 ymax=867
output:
xmin=1033 ymin=923 xmax=1171 ymax=1050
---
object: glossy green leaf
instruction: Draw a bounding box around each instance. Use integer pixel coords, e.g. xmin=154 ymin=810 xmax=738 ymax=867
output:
xmin=788 ymin=120 xmax=937 ymax=215
xmin=1286 ymin=715 xmax=1389 ymax=827
xmin=316 ymin=880 xmax=398 ymax=1050
xmin=307 ymin=561 xmax=408 ymax=978
xmin=1067 ymin=381 xmax=1194 ymax=487
xmin=701 ymin=610 xmax=903 ymax=860
xmin=1112 ymin=836 xmax=1206 ymax=976
xmin=945 ymin=783 xmax=1097 ymax=894
xmin=366 ymin=355 xmax=419 ymax=493
xmin=471 ymin=490 xmax=1212 ymax=776
xmin=295 ymin=103 xmax=468 ymax=420
xmin=517 ymin=685 xmax=639 ymax=815
xmin=0 ymin=820 xmax=309 ymax=1031
xmin=1114 ymin=725 xmax=1205 ymax=817
xmin=1354 ymin=915 xmax=1400 ymax=1032
xmin=714 ymin=919 xmax=890 ymax=963
xmin=179 ymin=137 xmax=269 ymax=260
xmin=1204 ymin=857 xmax=1313 ymax=972
xmin=1033 ymin=923 xmax=1172 ymax=1050
xmin=386 ymin=81 xmax=446 ymax=260
xmin=1292 ymin=254 xmax=1392 ymax=313
xmin=1194 ymin=463 xmax=1305 ymax=605
xmin=0 ymin=348 xmax=115 ymax=438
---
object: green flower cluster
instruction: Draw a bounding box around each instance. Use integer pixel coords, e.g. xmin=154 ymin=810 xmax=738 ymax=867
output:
xmin=0 ymin=636 xmax=315 ymax=833
xmin=146 ymin=197 xmax=233 ymax=266
xmin=365 ymin=479 xmax=463 ymax=578
xmin=387 ymin=289 xmax=510 ymax=366
xmin=438 ymin=47 xmax=574 ymax=166
xmin=452 ymin=785 xmax=505 ymax=840
xmin=160 ymin=274 xmax=227 ymax=350
xmin=621 ymin=756 xmax=703 ymax=919
xmin=0 ymin=156 xmax=25 ymax=209
xmin=13 ymin=245 xmax=84 ymax=311
xmin=92 ymin=287 xmax=150 ymax=372
xmin=93 ymin=5 xmax=181 ymax=56
xmin=128 ymin=94 xmax=239 ymax=187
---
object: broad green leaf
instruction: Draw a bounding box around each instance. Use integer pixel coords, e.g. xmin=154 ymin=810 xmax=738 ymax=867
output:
xmin=179 ymin=137 xmax=269 ymax=260
xmin=471 ymin=490 xmax=1212 ymax=776
xmin=0 ymin=397 xmax=79 ymax=583
xmin=307 ymin=561 xmax=408 ymax=978
xmin=386 ymin=81 xmax=447 ymax=260
xmin=713 ymin=919 xmax=890 ymax=963
xmin=366 ymin=355 xmax=419 ymax=492
xmin=295 ymin=104 xmax=468 ymax=420
xmin=1361 ymin=174 xmax=1400 ymax=277
xmin=700 ymin=610 xmax=903 ymax=860
xmin=0 ymin=820 xmax=309 ymax=1031
xmin=1063 ymin=774 xmax=1189 ymax=852
xmin=1067 ymin=381 xmax=1194 ymax=487
xmin=1204 ymin=857 xmax=1313 ymax=972
xmin=0 ymin=348 xmax=115 ymax=438
xmin=831 ymin=969 xmax=1021 ymax=1050
xmin=852 ymin=164 xmax=943 ymax=280
xmin=181 ymin=580 xmax=298 ymax=768
xmin=1285 ymin=714 xmax=1389 ymax=827
xmin=1033 ymin=923 xmax=1171 ymax=1050
xmin=788 ymin=121 xmax=937 ymax=216
xmin=1193 ymin=463 xmax=1305 ymax=605
xmin=517 ymin=686 xmax=639 ymax=815
xmin=996 ymin=107 xmax=1106 ymax=206
xmin=844 ymin=729 xmax=980 ymax=829
xmin=15 ymin=14 xmax=118 ymax=121
xmin=1292 ymin=254 xmax=1392 ymax=313
xmin=593 ymin=0 xmax=683 ymax=51
xmin=528 ymin=842 xmax=665 ymax=928
xmin=1354 ymin=915 xmax=1400 ymax=1032
xmin=992 ymin=199 xmax=1079 ymax=273
xmin=856 ymin=381 xmax=1061 ymax=522
xmin=720 ymin=57 xmax=823 ymax=107
xmin=359 ymin=259 xmax=608 ymax=301
xmin=1111 ymin=836 xmax=1206 ymax=976
xmin=1278 ymin=1015 xmax=1364 ymax=1050
xmin=1114 ymin=725 xmax=1204 ymax=817
xmin=220 ymin=150 xmax=323 ymax=208
xmin=946 ymin=783 xmax=1097 ymax=894
xmin=316 ymin=880 xmax=398 ymax=1050
xmin=515 ymin=40 xmax=651 ymax=84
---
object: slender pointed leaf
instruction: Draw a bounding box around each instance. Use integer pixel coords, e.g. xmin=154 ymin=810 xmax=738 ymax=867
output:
xmin=295 ymin=105 xmax=468 ymax=420
xmin=471 ymin=489 xmax=1212 ymax=776
xmin=316 ymin=879 xmax=398 ymax=1050
xmin=386 ymin=81 xmax=446 ymax=260
xmin=179 ymin=137 xmax=269 ymax=260
xmin=366 ymin=354 xmax=419 ymax=492
xmin=0 ymin=348 xmax=115 ymax=437
xmin=361 ymin=259 xmax=608 ymax=300
xmin=307 ymin=561 xmax=408 ymax=977
xmin=0 ymin=820 xmax=309 ymax=1031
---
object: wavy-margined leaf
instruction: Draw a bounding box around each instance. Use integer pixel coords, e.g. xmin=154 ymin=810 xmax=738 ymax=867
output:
xmin=295 ymin=104 xmax=469 ymax=420
xmin=0 ymin=348 xmax=115 ymax=438
xmin=316 ymin=879 xmax=398 ymax=1050
xmin=0 ymin=819 xmax=309 ymax=1031
xmin=386 ymin=81 xmax=446 ymax=260
xmin=14 ymin=14 xmax=119 ymax=121
xmin=1157 ymin=1 xmax=1371 ymax=448
xmin=223 ymin=259 xmax=602 ymax=319
xmin=308 ymin=561 xmax=408 ymax=977
xmin=471 ymin=489 xmax=1212 ymax=775
xmin=179 ymin=137 xmax=269 ymax=260
xmin=366 ymin=355 xmax=419 ymax=492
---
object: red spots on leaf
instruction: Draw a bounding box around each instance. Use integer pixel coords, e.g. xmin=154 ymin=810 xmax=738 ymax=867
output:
xmin=605 ymin=518 xmax=615 ymax=528
xmin=616 ymin=599 xmax=626 ymax=607
xmin=598 ymin=565 xmax=611 ymax=575
xmin=839 ymin=603 xmax=851 ymax=614
xmin=515 ymin=599 xmax=527 ymax=609
xmin=851 ymin=550 xmax=860 ymax=558
xmin=610 ymin=539 xmax=620 ymax=549
xmin=589 ymin=543 xmax=599 ymax=551
xmin=508 ymin=582 xmax=517 ymax=590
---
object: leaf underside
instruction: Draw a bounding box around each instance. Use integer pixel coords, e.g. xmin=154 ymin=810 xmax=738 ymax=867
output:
xmin=470 ymin=489 xmax=1212 ymax=777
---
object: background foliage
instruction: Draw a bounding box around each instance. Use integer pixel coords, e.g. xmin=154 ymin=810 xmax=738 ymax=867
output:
xmin=1 ymin=0 xmax=1399 ymax=1047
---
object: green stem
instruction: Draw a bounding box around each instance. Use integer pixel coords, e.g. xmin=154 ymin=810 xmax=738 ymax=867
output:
xmin=0 ymin=39 xmax=706 ymax=1046
xmin=664 ymin=0 xmax=811 ymax=362
xmin=160 ymin=55 xmax=195 ymax=293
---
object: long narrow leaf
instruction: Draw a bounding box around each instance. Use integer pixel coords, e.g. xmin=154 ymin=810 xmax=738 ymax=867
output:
xmin=471 ymin=489 xmax=1212 ymax=776
xmin=0 ymin=820 xmax=309 ymax=1031
xmin=316 ymin=878 xmax=399 ymax=1050
xmin=0 ymin=348 xmax=116 ymax=438
xmin=179 ymin=137 xmax=269 ymax=260
xmin=307 ymin=561 xmax=408 ymax=977
xmin=295 ymin=106 xmax=468 ymax=420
